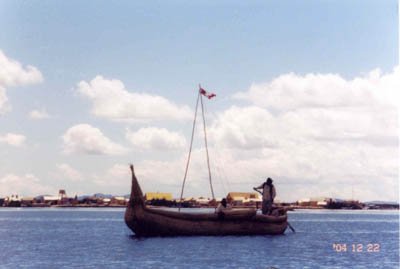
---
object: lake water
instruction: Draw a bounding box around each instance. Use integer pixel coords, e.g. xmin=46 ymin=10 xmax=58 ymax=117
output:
xmin=0 ymin=208 xmax=398 ymax=268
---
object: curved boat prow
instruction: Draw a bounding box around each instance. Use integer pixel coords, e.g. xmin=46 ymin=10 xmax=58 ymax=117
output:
xmin=128 ymin=164 xmax=144 ymax=206
xmin=124 ymin=165 xmax=145 ymax=233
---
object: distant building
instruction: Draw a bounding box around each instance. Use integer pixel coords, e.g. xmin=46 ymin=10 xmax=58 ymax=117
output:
xmin=177 ymin=197 xmax=196 ymax=208
xmin=326 ymin=199 xmax=363 ymax=209
xmin=298 ymin=197 xmax=331 ymax=207
xmin=102 ymin=198 xmax=111 ymax=205
xmin=227 ymin=192 xmax=261 ymax=205
xmin=297 ymin=197 xmax=364 ymax=209
xmin=57 ymin=190 xmax=72 ymax=205
xmin=111 ymin=196 xmax=128 ymax=206
xmin=36 ymin=195 xmax=60 ymax=205
xmin=78 ymin=195 xmax=100 ymax=205
xmin=58 ymin=189 xmax=67 ymax=200
xmin=5 ymin=195 xmax=21 ymax=207
xmin=145 ymin=192 xmax=173 ymax=201
xmin=297 ymin=198 xmax=310 ymax=206
xmin=194 ymin=197 xmax=211 ymax=206
xmin=59 ymin=189 xmax=66 ymax=198
xmin=21 ymin=197 xmax=35 ymax=207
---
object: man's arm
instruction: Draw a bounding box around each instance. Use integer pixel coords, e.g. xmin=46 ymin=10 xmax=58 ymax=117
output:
xmin=253 ymin=184 xmax=264 ymax=196
xmin=253 ymin=183 xmax=264 ymax=190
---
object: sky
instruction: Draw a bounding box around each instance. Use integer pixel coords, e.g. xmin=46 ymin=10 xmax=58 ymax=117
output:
xmin=0 ymin=0 xmax=399 ymax=202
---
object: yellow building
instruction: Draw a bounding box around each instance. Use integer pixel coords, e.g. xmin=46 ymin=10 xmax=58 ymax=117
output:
xmin=145 ymin=192 xmax=173 ymax=201
xmin=227 ymin=192 xmax=260 ymax=202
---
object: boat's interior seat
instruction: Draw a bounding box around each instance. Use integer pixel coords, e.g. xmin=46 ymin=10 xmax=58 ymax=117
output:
xmin=145 ymin=207 xmax=258 ymax=221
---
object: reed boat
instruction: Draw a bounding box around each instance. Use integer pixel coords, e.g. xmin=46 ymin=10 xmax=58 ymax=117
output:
xmin=124 ymin=165 xmax=288 ymax=236
xmin=125 ymin=87 xmax=289 ymax=236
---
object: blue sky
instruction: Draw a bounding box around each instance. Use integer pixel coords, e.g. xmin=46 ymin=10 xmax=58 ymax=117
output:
xmin=0 ymin=0 xmax=398 ymax=201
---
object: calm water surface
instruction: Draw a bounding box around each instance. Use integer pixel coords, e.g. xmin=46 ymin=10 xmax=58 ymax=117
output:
xmin=0 ymin=208 xmax=398 ymax=269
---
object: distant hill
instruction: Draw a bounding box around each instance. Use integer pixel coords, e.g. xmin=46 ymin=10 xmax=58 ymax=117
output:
xmin=76 ymin=193 xmax=129 ymax=200
xmin=364 ymin=201 xmax=399 ymax=205
xmin=92 ymin=193 xmax=113 ymax=199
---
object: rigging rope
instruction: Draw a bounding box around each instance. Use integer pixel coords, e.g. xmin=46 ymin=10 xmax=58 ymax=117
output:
xmin=178 ymin=91 xmax=200 ymax=211
xmin=200 ymin=93 xmax=215 ymax=201
xmin=208 ymin=110 xmax=232 ymax=196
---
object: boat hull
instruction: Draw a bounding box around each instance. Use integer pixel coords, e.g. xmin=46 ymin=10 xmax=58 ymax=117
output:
xmin=124 ymin=165 xmax=288 ymax=237
xmin=125 ymin=205 xmax=288 ymax=237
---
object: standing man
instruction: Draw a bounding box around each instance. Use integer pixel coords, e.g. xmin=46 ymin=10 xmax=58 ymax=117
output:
xmin=254 ymin=178 xmax=276 ymax=215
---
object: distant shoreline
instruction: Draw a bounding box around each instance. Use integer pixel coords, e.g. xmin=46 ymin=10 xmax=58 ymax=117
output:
xmin=0 ymin=205 xmax=398 ymax=210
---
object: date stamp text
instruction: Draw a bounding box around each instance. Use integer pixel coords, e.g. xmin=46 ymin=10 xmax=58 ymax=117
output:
xmin=332 ymin=243 xmax=380 ymax=253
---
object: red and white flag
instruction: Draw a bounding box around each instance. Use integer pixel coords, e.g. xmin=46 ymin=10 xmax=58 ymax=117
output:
xmin=199 ymin=87 xmax=216 ymax=99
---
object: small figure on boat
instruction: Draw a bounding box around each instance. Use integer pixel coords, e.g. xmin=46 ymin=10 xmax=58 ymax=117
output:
xmin=254 ymin=177 xmax=276 ymax=215
xmin=216 ymin=198 xmax=231 ymax=219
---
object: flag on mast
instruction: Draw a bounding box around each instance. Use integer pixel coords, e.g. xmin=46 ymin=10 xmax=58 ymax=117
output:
xmin=199 ymin=86 xmax=216 ymax=99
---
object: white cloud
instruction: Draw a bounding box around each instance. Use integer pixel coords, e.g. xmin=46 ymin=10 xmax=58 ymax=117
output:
xmin=56 ymin=163 xmax=83 ymax=181
xmin=234 ymin=66 xmax=400 ymax=111
xmin=208 ymin=106 xmax=278 ymax=149
xmin=76 ymin=75 xmax=192 ymax=122
xmin=0 ymin=86 xmax=10 ymax=115
xmin=0 ymin=50 xmax=43 ymax=115
xmin=126 ymin=127 xmax=186 ymax=150
xmin=92 ymin=164 xmax=131 ymax=187
xmin=130 ymin=149 xmax=234 ymax=198
xmin=209 ymin=105 xmax=397 ymax=150
xmin=0 ymin=50 xmax=43 ymax=87
xmin=89 ymin=153 xmax=214 ymax=197
xmin=217 ymin=67 xmax=399 ymax=150
xmin=356 ymin=67 xmax=400 ymax=108
xmin=135 ymin=159 xmax=185 ymax=186
xmin=28 ymin=108 xmax=51 ymax=120
xmin=107 ymin=163 xmax=131 ymax=179
xmin=0 ymin=173 xmax=55 ymax=197
xmin=203 ymin=67 xmax=399 ymax=202
xmin=62 ymin=124 xmax=127 ymax=155
xmin=0 ymin=133 xmax=26 ymax=147
xmin=47 ymin=67 xmax=397 ymax=202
